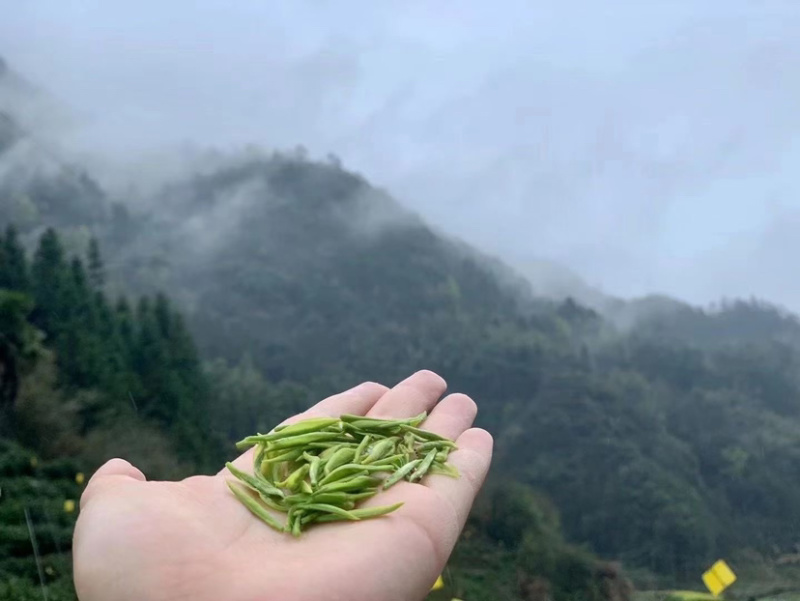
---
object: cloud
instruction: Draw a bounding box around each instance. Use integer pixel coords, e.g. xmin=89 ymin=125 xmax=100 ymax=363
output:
xmin=2 ymin=0 xmax=800 ymax=309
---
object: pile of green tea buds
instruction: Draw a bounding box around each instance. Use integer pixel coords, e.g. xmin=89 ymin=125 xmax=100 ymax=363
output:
xmin=226 ymin=412 xmax=459 ymax=537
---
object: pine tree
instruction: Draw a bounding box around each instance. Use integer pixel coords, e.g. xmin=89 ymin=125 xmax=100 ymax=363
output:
xmin=87 ymin=237 xmax=105 ymax=289
xmin=57 ymin=257 xmax=108 ymax=390
xmin=0 ymin=241 xmax=7 ymax=290
xmin=0 ymin=290 xmax=35 ymax=411
xmin=0 ymin=225 xmax=30 ymax=292
xmin=32 ymin=229 xmax=64 ymax=282
xmin=70 ymin=257 xmax=97 ymax=330
xmin=31 ymin=228 xmax=69 ymax=333
xmin=70 ymin=257 xmax=90 ymax=301
xmin=94 ymin=291 xmax=115 ymax=341
xmin=108 ymin=296 xmax=145 ymax=409
xmin=133 ymin=296 xmax=172 ymax=422
xmin=116 ymin=297 xmax=135 ymax=354
xmin=53 ymin=258 xmax=86 ymax=388
xmin=154 ymin=293 xmax=173 ymax=338
xmin=136 ymin=296 xmax=151 ymax=321
xmin=168 ymin=311 xmax=201 ymax=369
xmin=164 ymin=308 xmax=214 ymax=467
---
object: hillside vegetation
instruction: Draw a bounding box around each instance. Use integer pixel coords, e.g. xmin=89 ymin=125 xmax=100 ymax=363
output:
xmin=2 ymin=57 xmax=800 ymax=600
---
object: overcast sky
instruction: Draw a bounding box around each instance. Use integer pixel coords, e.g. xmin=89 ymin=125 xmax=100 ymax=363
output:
xmin=2 ymin=1 xmax=800 ymax=309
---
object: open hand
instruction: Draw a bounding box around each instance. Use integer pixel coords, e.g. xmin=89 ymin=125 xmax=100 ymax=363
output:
xmin=72 ymin=371 xmax=493 ymax=601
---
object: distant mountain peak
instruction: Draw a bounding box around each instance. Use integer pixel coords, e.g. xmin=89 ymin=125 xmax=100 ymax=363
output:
xmin=0 ymin=55 xmax=73 ymax=138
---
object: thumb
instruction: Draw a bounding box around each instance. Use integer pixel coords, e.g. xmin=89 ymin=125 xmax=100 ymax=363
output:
xmin=80 ymin=458 xmax=146 ymax=510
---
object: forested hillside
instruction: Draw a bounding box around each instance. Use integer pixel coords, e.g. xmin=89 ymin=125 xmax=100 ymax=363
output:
xmin=101 ymin=154 xmax=800 ymax=580
xmin=2 ymin=56 xmax=800 ymax=601
xmin=0 ymin=228 xmax=629 ymax=601
xmin=0 ymin=226 xmax=225 ymax=599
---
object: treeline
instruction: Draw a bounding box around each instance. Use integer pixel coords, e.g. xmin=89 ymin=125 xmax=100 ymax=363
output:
xmin=0 ymin=225 xmax=224 ymax=600
xmin=0 ymin=225 xmax=217 ymax=466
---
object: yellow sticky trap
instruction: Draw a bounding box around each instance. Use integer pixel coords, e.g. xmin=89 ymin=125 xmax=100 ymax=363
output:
xmin=64 ymin=500 xmax=75 ymax=513
xmin=702 ymin=560 xmax=736 ymax=596
xmin=431 ymin=575 xmax=445 ymax=591
xmin=75 ymin=472 xmax=85 ymax=484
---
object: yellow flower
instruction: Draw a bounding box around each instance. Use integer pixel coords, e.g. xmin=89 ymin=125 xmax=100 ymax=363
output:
xmin=75 ymin=472 xmax=85 ymax=485
xmin=64 ymin=500 xmax=76 ymax=513
xmin=431 ymin=575 xmax=445 ymax=591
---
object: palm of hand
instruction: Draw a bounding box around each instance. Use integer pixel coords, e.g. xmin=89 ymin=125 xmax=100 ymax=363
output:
xmin=73 ymin=372 xmax=493 ymax=601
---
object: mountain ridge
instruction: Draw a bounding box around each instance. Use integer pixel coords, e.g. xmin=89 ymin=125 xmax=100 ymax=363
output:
xmin=1 ymin=56 xmax=800 ymax=591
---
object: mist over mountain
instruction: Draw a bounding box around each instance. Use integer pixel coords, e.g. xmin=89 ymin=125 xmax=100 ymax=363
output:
xmin=5 ymin=2 xmax=800 ymax=312
xmin=2 ymin=46 xmax=800 ymax=600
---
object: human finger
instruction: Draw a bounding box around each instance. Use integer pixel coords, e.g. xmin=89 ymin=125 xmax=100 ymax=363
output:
xmin=418 ymin=393 xmax=477 ymax=441
xmin=366 ymin=370 xmax=447 ymax=419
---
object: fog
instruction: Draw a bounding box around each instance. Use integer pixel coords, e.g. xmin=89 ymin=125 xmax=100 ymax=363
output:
xmin=2 ymin=1 xmax=800 ymax=310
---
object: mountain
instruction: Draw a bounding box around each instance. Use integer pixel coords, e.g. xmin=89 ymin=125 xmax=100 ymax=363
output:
xmin=103 ymin=152 xmax=800 ymax=582
xmin=0 ymin=55 xmax=111 ymax=239
xmin=622 ymin=296 xmax=800 ymax=348
xmin=0 ymin=54 xmax=71 ymax=135
xmin=107 ymin=152 xmax=568 ymax=394
xmin=0 ymin=226 xmax=619 ymax=601
xmin=2 ymin=56 xmax=800 ymax=598
xmin=515 ymin=257 xmax=617 ymax=311
xmin=517 ymin=258 xmax=800 ymax=350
